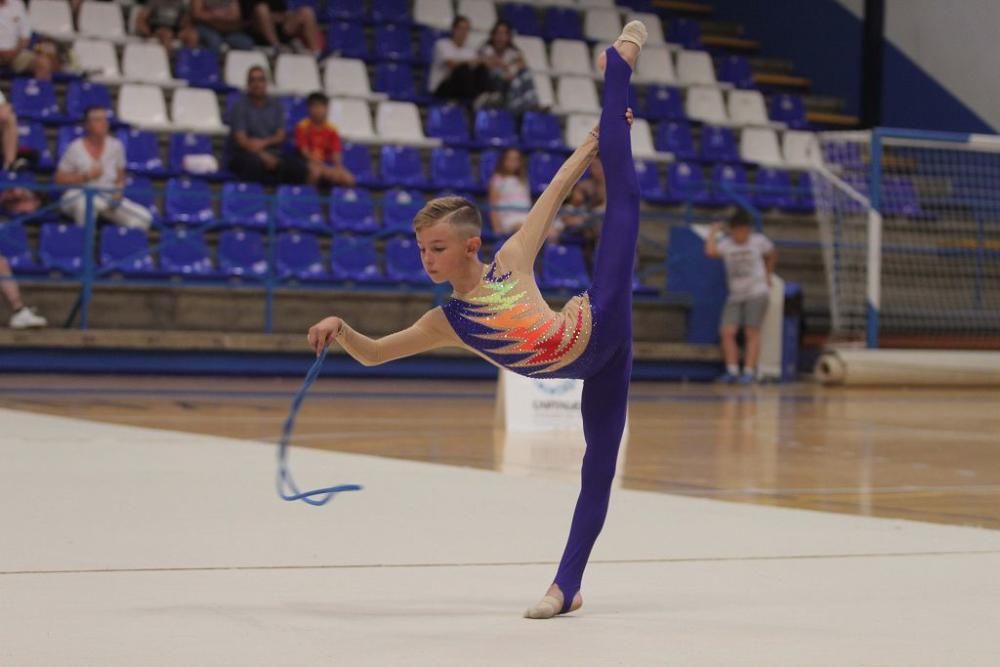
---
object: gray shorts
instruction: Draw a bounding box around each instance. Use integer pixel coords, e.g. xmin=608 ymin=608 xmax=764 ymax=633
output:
xmin=721 ymin=294 xmax=769 ymax=329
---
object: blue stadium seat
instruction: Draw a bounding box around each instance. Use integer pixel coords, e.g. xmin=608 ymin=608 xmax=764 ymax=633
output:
xmin=165 ymin=178 xmax=214 ymax=226
xmin=417 ymin=27 xmax=442 ymax=65
xmin=276 ymin=185 xmax=326 ymax=232
xmin=218 ymin=228 xmax=267 ymax=278
xmin=717 ymin=55 xmax=755 ymax=90
xmin=169 ymin=133 xmax=231 ymax=181
xmin=385 ymin=236 xmax=431 ymax=284
xmin=528 ymin=151 xmax=560 ymax=196
xmin=39 ymin=223 xmax=84 ymax=273
xmin=883 ymin=176 xmax=923 ymax=217
xmin=12 ymin=78 xmax=65 ymax=123
xmin=770 ymin=94 xmax=808 ymax=129
xmin=342 ymin=143 xmax=380 ymax=187
xmin=371 ymin=0 xmax=412 ymax=24
xmin=664 ymin=161 xmax=709 ymax=205
xmin=160 ymin=228 xmax=216 ymax=277
xmin=501 ymin=3 xmax=541 ymax=37
xmin=707 ymin=163 xmax=748 ymax=207
xmin=753 ymin=168 xmax=794 ymax=210
xmin=521 ymin=111 xmax=566 ymax=151
xmin=479 ymin=149 xmax=500 ymax=189
xmin=374 ymin=62 xmax=421 ymax=102
xmin=784 ymin=172 xmax=815 ymax=213
xmin=667 ymin=18 xmax=701 ymax=49
xmin=0 ymin=221 xmax=39 ymax=273
xmin=542 ymin=244 xmax=590 ymax=290
xmin=543 ymin=8 xmax=583 ymax=41
xmin=654 ymin=121 xmax=696 ymax=160
xmin=65 ymin=80 xmax=115 ymax=122
xmin=117 ymin=128 xmax=172 ymax=177
xmin=644 ymin=86 xmax=685 ymax=122
xmin=175 ymin=48 xmax=225 ymax=90
xmin=325 ymin=22 xmax=371 ymax=60
xmin=222 ymin=182 xmax=269 ymax=229
xmin=57 ymin=126 xmax=85 ymax=161
xmin=18 ymin=121 xmax=56 ymax=169
xmin=382 ymin=188 xmax=426 ymax=231
xmin=634 ymin=160 xmax=668 ymax=204
xmin=321 ymin=0 xmax=363 ymax=22
xmin=426 ymin=104 xmax=472 ymax=146
xmin=280 ymin=96 xmax=308 ymax=134
xmin=430 ymin=148 xmax=478 ymax=191
xmin=330 ymin=187 xmax=378 ymax=233
xmin=379 ymin=145 xmax=427 ymax=188
xmin=276 ymin=231 xmax=329 ymax=281
xmin=474 ymin=109 xmax=518 ymax=147
xmin=100 ymin=226 xmax=156 ymax=276
xmin=699 ymin=126 xmax=738 ymax=163
xmin=123 ymin=175 xmax=162 ymax=226
xmin=374 ymin=24 xmax=414 ymax=62
xmin=330 ymin=234 xmax=383 ymax=283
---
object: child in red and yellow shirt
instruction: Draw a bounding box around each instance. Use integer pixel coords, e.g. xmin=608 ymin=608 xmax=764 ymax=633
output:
xmin=294 ymin=92 xmax=355 ymax=187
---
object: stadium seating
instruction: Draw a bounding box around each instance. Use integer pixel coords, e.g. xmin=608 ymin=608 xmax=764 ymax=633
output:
xmin=380 ymin=145 xmax=428 ymax=188
xmin=165 ymin=178 xmax=215 ymax=226
xmin=325 ymin=21 xmax=372 ymax=60
xmin=374 ymin=62 xmax=423 ymax=102
xmin=382 ymin=188 xmax=426 ymax=231
xmin=224 ymin=50 xmax=270 ymax=89
xmin=375 ymin=101 xmax=439 ymax=146
xmin=528 ymin=151 xmax=561 ymax=197
xmin=426 ymin=104 xmax=473 ymax=147
xmin=18 ymin=122 xmax=57 ymax=170
xmin=342 ymin=144 xmax=380 ymax=187
xmin=72 ymin=39 xmax=121 ymax=83
xmin=221 ymin=182 xmax=269 ymax=229
xmin=474 ymin=109 xmax=518 ymax=147
xmin=740 ymin=127 xmax=784 ymax=166
xmin=160 ymin=228 xmax=216 ymax=277
xmin=556 ymin=76 xmax=600 ymax=114
xmin=521 ymin=111 xmax=567 ymax=151
xmin=330 ymin=235 xmax=383 ymax=283
xmin=217 ymin=229 xmax=267 ymax=278
xmin=667 ymin=18 xmax=701 ymax=49
xmin=543 ymin=7 xmax=583 ymax=41
xmin=501 ymin=4 xmax=541 ymax=38
xmin=676 ymin=50 xmax=719 ymax=86
xmin=276 ymin=231 xmax=329 ymax=281
xmin=374 ymin=23 xmax=415 ymax=62
xmin=385 ymin=236 xmax=431 ymax=284
xmin=330 ymin=187 xmax=379 ymax=233
xmin=0 ymin=220 xmax=39 ymax=273
xmin=275 ymin=54 xmax=322 ymax=96
xmin=100 ymin=226 xmax=156 ymax=276
xmin=782 ymin=131 xmax=820 ymax=169
xmin=430 ymin=148 xmax=478 ymax=191
xmin=541 ymin=244 xmax=590 ymax=290
xmin=29 ymin=0 xmax=75 ymax=41
xmin=753 ymin=168 xmax=795 ymax=210
xmin=699 ymin=126 xmax=739 ymax=163
xmin=117 ymin=84 xmax=172 ymax=131
xmin=65 ymin=80 xmax=115 ymax=123
xmin=175 ymin=48 xmax=224 ymax=90
xmin=685 ymin=86 xmax=729 ymax=125
xmin=12 ymin=78 xmax=65 ymax=123
xmin=664 ymin=161 xmax=709 ymax=205
xmin=727 ymin=90 xmax=774 ymax=127
xmin=276 ymin=186 xmax=326 ymax=232
xmin=78 ymin=1 xmax=125 ymax=42
xmin=171 ymin=89 xmax=227 ymax=135
xmin=583 ymin=8 xmax=621 ymax=42
xmin=717 ymin=55 xmax=755 ymax=90
xmin=643 ymin=86 xmax=685 ymax=122
xmin=39 ymin=223 xmax=84 ymax=273
xmin=770 ymin=94 xmax=809 ymax=129
xmin=329 ymin=98 xmax=377 ymax=143
xmin=551 ymin=39 xmax=593 ymax=77
xmin=123 ymin=43 xmax=183 ymax=87
xmin=118 ymin=128 xmax=171 ymax=177
xmin=634 ymin=160 xmax=668 ymax=204
xmin=654 ymin=121 xmax=697 ymax=160
xmin=414 ymin=0 xmax=453 ymax=31
xmin=324 ymin=57 xmax=385 ymax=101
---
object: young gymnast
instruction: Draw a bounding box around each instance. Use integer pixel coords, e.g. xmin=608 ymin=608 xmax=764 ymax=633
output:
xmin=307 ymin=21 xmax=646 ymax=619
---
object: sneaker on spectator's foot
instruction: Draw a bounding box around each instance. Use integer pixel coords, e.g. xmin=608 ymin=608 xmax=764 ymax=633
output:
xmin=716 ymin=372 xmax=739 ymax=384
xmin=736 ymin=372 xmax=756 ymax=385
xmin=9 ymin=307 xmax=47 ymax=329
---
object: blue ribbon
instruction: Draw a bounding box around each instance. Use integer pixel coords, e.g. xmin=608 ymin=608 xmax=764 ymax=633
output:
xmin=277 ymin=348 xmax=363 ymax=505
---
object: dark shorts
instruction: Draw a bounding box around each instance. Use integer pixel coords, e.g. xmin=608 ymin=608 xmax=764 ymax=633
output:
xmin=239 ymin=0 xmax=287 ymax=15
xmin=229 ymin=149 xmax=308 ymax=186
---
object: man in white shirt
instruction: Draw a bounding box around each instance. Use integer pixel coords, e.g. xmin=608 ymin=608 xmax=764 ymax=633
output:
xmin=429 ymin=15 xmax=495 ymax=106
xmin=0 ymin=0 xmax=36 ymax=74
xmin=54 ymin=107 xmax=153 ymax=231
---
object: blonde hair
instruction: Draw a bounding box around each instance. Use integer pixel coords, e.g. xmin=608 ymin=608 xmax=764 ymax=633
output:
xmin=412 ymin=196 xmax=482 ymax=237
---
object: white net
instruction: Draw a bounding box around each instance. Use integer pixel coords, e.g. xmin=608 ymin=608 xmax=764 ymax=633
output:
xmin=813 ymin=131 xmax=1000 ymax=349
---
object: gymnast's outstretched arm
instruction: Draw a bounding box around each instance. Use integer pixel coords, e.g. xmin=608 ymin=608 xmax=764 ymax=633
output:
xmin=309 ymin=309 xmax=456 ymax=367
xmin=498 ymin=131 xmax=599 ymax=272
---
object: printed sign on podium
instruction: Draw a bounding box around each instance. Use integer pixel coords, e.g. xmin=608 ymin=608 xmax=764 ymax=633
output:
xmin=495 ymin=370 xmax=585 ymax=432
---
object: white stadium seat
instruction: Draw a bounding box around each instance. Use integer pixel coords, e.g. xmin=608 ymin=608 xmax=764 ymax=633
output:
xmin=117 ymin=84 xmax=172 ymax=131
xmin=375 ymin=101 xmax=441 ymax=147
xmin=740 ymin=127 xmax=784 ymax=166
xmin=171 ymin=88 xmax=227 ymax=135
xmin=676 ymin=50 xmax=718 ymax=86
xmin=28 ymin=0 xmax=75 ymax=41
xmin=630 ymin=118 xmax=672 ymax=162
xmin=414 ymin=0 xmax=454 ymax=31
xmin=225 ymin=50 xmax=271 ymax=89
xmin=634 ymin=46 xmax=676 ymax=85
xmin=329 ymin=98 xmax=376 ymax=143
xmin=556 ymin=76 xmax=600 ymax=114
xmin=583 ymin=8 xmax=622 ymax=43
xmin=627 ymin=12 xmax=666 ymax=46
xmin=77 ymin=1 xmax=126 ymax=43
xmin=323 ymin=58 xmax=385 ymax=101
xmin=275 ymin=54 xmax=321 ymax=96
xmin=577 ymin=0 xmax=615 ymax=8
xmin=565 ymin=113 xmax=600 ymax=148
xmin=122 ymin=43 xmax=183 ymax=87
xmin=782 ymin=131 xmax=820 ymax=169
xmin=72 ymin=39 xmax=121 ymax=82
xmin=532 ymin=73 xmax=555 ymax=109
xmin=551 ymin=39 xmax=593 ymax=77
xmin=727 ymin=90 xmax=773 ymax=127
xmin=457 ymin=0 xmax=497 ymax=31
xmin=685 ymin=86 xmax=729 ymax=125
xmin=516 ymin=36 xmax=551 ymax=73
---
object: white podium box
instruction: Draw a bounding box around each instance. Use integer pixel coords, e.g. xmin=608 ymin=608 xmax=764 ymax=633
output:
xmin=758 ymin=275 xmax=785 ymax=381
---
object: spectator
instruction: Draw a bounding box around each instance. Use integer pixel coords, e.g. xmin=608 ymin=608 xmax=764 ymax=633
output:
xmin=0 ymin=89 xmax=21 ymax=171
xmin=0 ymin=255 xmax=46 ymax=329
xmin=479 ymin=21 xmax=538 ymax=113
xmin=487 ymin=148 xmax=530 ymax=237
xmin=429 ymin=16 xmax=496 ymax=107
xmin=0 ymin=0 xmax=33 ymax=74
xmin=240 ymin=0 xmax=321 ymax=56
xmin=227 ymin=66 xmax=309 ymax=185
xmin=55 ymin=106 xmax=153 ymax=231
xmin=191 ymin=0 xmax=255 ymax=52
xmin=705 ymin=209 xmax=778 ymax=385
xmin=553 ymin=181 xmax=601 ymax=271
xmin=135 ymin=0 xmax=199 ymax=55
xmin=0 ymin=181 xmax=40 ymax=216
xmin=294 ymin=92 xmax=354 ymax=187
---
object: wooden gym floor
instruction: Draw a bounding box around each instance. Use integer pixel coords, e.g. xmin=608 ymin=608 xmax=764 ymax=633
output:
xmin=2 ymin=374 xmax=998 ymax=530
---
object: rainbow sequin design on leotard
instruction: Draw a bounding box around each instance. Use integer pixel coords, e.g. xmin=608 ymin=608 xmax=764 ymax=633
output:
xmin=441 ymin=262 xmax=592 ymax=376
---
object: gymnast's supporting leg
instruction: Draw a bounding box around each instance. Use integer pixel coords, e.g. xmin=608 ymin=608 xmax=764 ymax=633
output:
xmin=524 ymin=24 xmax=644 ymax=620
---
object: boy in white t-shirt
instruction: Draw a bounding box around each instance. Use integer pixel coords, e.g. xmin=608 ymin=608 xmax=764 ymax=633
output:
xmin=705 ymin=210 xmax=777 ymax=384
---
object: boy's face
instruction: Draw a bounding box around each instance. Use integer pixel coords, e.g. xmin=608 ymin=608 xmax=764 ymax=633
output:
xmin=308 ymin=101 xmax=327 ymax=123
xmin=728 ymin=225 xmax=751 ymax=243
xmin=415 ymin=221 xmax=481 ymax=284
